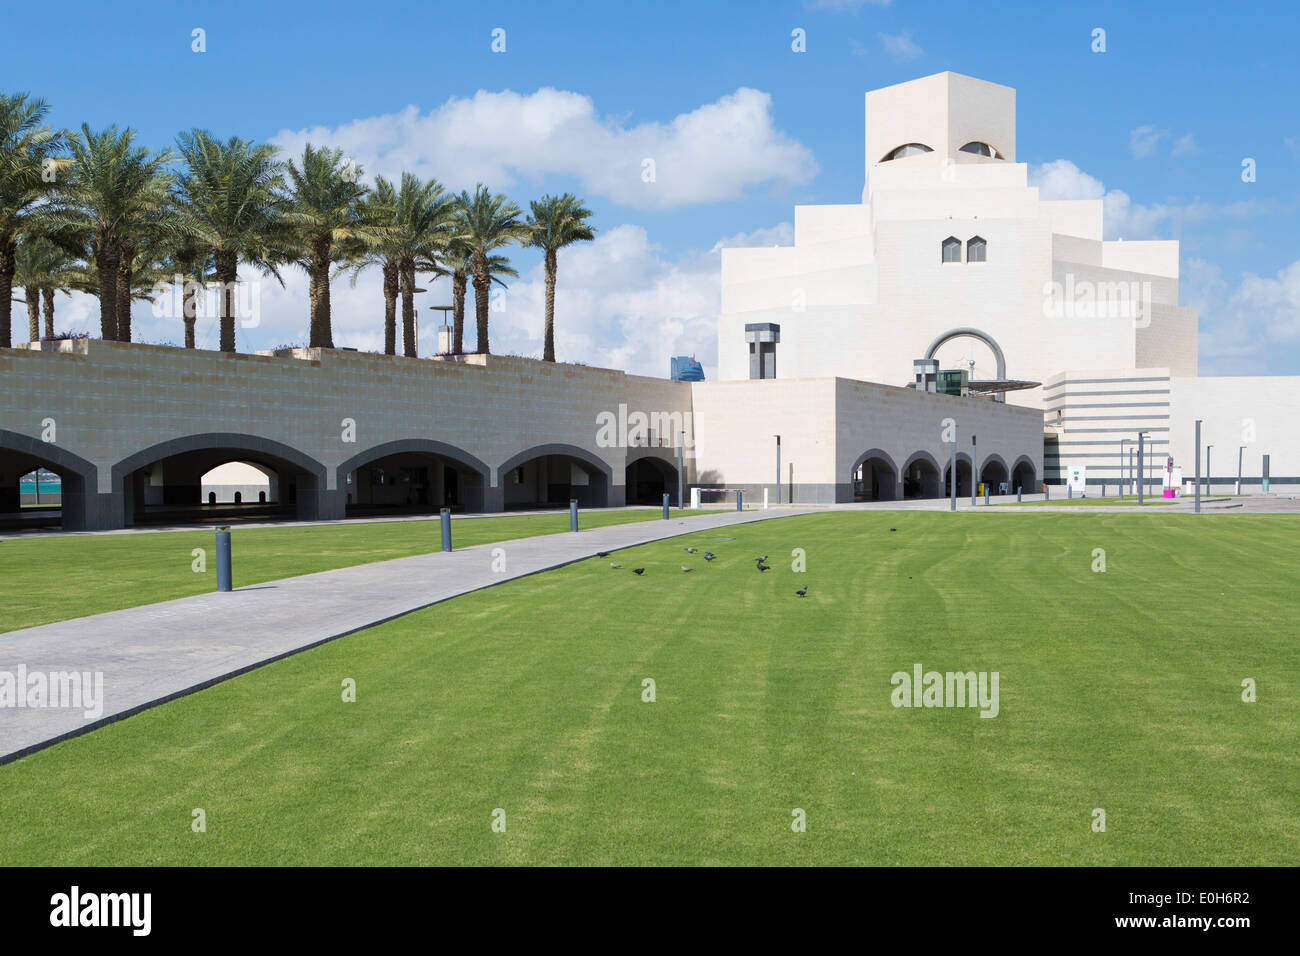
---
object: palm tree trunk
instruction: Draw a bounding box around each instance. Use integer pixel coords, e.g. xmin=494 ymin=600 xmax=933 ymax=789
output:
xmin=452 ymin=271 xmax=467 ymax=354
xmin=116 ymin=241 xmax=134 ymax=342
xmin=215 ymin=249 xmax=238 ymax=352
xmin=25 ymin=287 xmax=40 ymax=342
xmin=0 ymin=234 xmax=15 ymax=348
xmin=382 ymin=261 xmax=398 ymax=355
xmin=472 ymin=254 xmax=490 ymax=354
xmin=41 ymin=287 xmax=54 ymax=339
xmin=94 ymin=233 xmax=118 ymax=341
xmin=182 ymin=277 xmax=198 ymax=348
xmin=543 ymin=249 xmax=558 ymax=362
xmin=400 ymin=259 xmax=417 ymax=357
xmin=308 ymin=235 xmax=333 ymax=349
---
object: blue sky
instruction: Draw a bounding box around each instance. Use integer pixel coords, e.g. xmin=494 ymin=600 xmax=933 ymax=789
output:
xmin=3 ymin=0 xmax=1297 ymax=376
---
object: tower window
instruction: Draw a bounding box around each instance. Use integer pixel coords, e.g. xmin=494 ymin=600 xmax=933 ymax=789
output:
xmin=959 ymin=141 xmax=1001 ymax=158
xmin=941 ymin=236 xmax=962 ymax=263
xmin=882 ymin=143 xmax=934 ymax=162
xmin=967 ymin=236 xmax=987 ymax=262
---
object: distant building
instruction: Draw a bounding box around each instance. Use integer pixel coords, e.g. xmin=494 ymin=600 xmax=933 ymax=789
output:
xmin=670 ymin=355 xmax=705 ymax=382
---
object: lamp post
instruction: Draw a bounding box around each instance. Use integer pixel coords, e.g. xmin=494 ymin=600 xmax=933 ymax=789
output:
xmin=678 ymin=430 xmax=684 ymax=509
xmin=1237 ymin=445 xmax=1245 ymax=496
xmin=429 ymin=305 xmax=454 ymax=355
xmin=1205 ymin=444 xmax=1213 ymax=498
xmin=950 ymin=434 xmax=957 ymax=512
xmin=1119 ymin=439 xmax=1133 ymax=501
xmin=774 ymin=435 xmax=781 ymax=506
xmin=970 ymin=434 xmax=977 ymax=507
xmin=1193 ymin=421 xmax=1201 ymax=513
xmin=1137 ymin=431 xmax=1150 ymax=506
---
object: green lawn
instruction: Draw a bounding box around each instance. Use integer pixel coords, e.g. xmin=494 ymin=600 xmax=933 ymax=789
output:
xmin=2 ymin=511 xmax=1297 ymax=865
xmin=0 ymin=509 xmax=714 ymax=633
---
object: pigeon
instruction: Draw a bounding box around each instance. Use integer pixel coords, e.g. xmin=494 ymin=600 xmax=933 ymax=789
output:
xmin=632 ymin=568 xmax=645 ymax=575
xmin=597 ymin=551 xmax=611 ymax=557
xmin=685 ymin=547 xmax=697 ymax=553
xmin=681 ymin=566 xmax=693 ymax=572
xmin=704 ymin=552 xmax=716 ymax=561
xmin=890 ymin=528 xmax=896 ymax=532
xmin=796 ymin=587 xmax=807 ymax=596
xmin=757 ymin=555 xmax=768 ymax=562
xmin=757 ymin=563 xmax=771 ymax=572
xmin=610 ymin=562 xmax=622 ymax=569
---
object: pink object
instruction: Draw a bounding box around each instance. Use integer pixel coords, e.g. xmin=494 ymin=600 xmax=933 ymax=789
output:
xmin=1163 ymin=488 xmax=1175 ymax=498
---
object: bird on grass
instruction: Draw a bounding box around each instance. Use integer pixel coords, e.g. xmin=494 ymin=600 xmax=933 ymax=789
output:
xmin=609 ymin=562 xmax=622 ymax=569
xmin=685 ymin=547 xmax=697 ymax=553
xmin=757 ymin=563 xmax=771 ymax=572
xmin=632 ymin=568 xmax=645 ymax=575
xmin=757 ymin=555 xmax=768 ymax=562
xmin=597 ymin=551 xmax=611 ymax=557
xmin=796 ymin=587 xmax=807 ymax=597
xmin=703 ymin=552 xmax=716 ymax=562
xmin=890 ymin=528 xmax=897 ymax=532
xmin=681 ymin=566 xmax=693 ymax=572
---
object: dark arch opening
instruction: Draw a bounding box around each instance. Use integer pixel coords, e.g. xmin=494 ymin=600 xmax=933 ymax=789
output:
xmin=980 ymin=455 xmax=1010 ymax=494
xmin=0 ymin=429 xmax=99 ymax=531
xmin=944 ymin=452 xmax=974 ymax=498
xmin=850 ymin=448 xmax=899 ymax=501
xmin=498 ymin=443 xmax=612 ymax=509
xmin=902 ymin=451 xmax=942 ymax=499
xmin=112 ymin=433 xmax=326 ymax=527
xmin=625 ymin=456 xmax=677 ymax=506
xmin=337 ymin=439 xmax=489 ymax=515
xmin=1011 ymin=457 xmax=1037 ymax=494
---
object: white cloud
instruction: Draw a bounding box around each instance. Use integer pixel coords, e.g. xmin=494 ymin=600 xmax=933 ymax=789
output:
xmin=1029 ymin=158 xmax=1212 ymax=240
xmin=712 ymin=222 xmax=794 ymax=250
xmin=1171 ymin=133 xmax=1200 ymax=157
xmin=94 ymin=222 xmax=797 ymax=381
xmin=1128 ymin=124 xmax=1165 ymax=159
xmin=877 ymin=30 xmax=922 ymax=62
xmin=271 ymin=87 xmax=816 ymax=210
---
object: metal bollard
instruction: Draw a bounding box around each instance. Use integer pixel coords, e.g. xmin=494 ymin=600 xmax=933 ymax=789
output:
xmin=1068 ymin=485 xmax=1073 ymax=499
xmin=1017 ymin=487 xmax=1022 ymax=503
xmin=984 ymin=485 xmax=990 ymax=505
xmin=570 ymin=499 xmax=578 ymax=532
xmin=215 ymin=526 xmax=232 ymax=592
xmin=1045 ymin=484 xmax=1050 ymax=501
xmin=440 ymin=508 xmax=452 ymax=552
xmin=736 ymin=490 xmax=743 ymax=511
xmin=662 ymin=493 xmax=670 ymax=520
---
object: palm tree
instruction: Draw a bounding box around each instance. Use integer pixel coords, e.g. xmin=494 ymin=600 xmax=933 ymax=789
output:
xmin=173 ymin=130 xmax=286 ymax=352
xmin=41 ymin=124 xmax=172 ymax=341
xmin=390 ymin=173 xmax=453 ymax=357
xmin=0 ymin=92 xmax=67 ymax=347
xmin=343 ymin=176 xmax=401 ymax=354
xmin=13 ymin=234 xmax=75 ymax=339
xmin=160 ymin=231 xmax=214 ymax=348
xmin=454 ymin=185 xmax=528 ymax=354
xmin=282 ymin=144 xmax=367 ymax=349
xmin=442 ymin=230 xmax=472 ymax=354
xmin=526 ymin=194 xmax=595 ymax=362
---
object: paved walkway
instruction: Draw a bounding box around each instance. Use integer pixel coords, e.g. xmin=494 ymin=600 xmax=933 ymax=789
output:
xmin=0 ymin=507 xmax=814 ymax=764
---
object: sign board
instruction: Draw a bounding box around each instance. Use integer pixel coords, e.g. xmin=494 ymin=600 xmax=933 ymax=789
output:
xmin=1066 ymin=465 xmax=1087 ymax=496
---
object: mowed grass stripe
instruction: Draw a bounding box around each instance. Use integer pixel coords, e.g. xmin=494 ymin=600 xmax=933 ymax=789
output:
xmin=0 ymin=509 xmax=716 ymax=633
xmin=0 ymin=511 xmax=1296 ymax=865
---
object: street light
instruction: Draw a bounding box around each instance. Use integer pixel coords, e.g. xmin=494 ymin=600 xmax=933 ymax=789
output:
xmin=774 ymin=435 xmax=781 ymax=506
xmin=1237 ymin=445 xmax=1246 ymax=496
xmin=1119 ymin=438 xmax=1133 ymax=500
xmin=1137 ymin=431 xmax=1150 ymax=506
